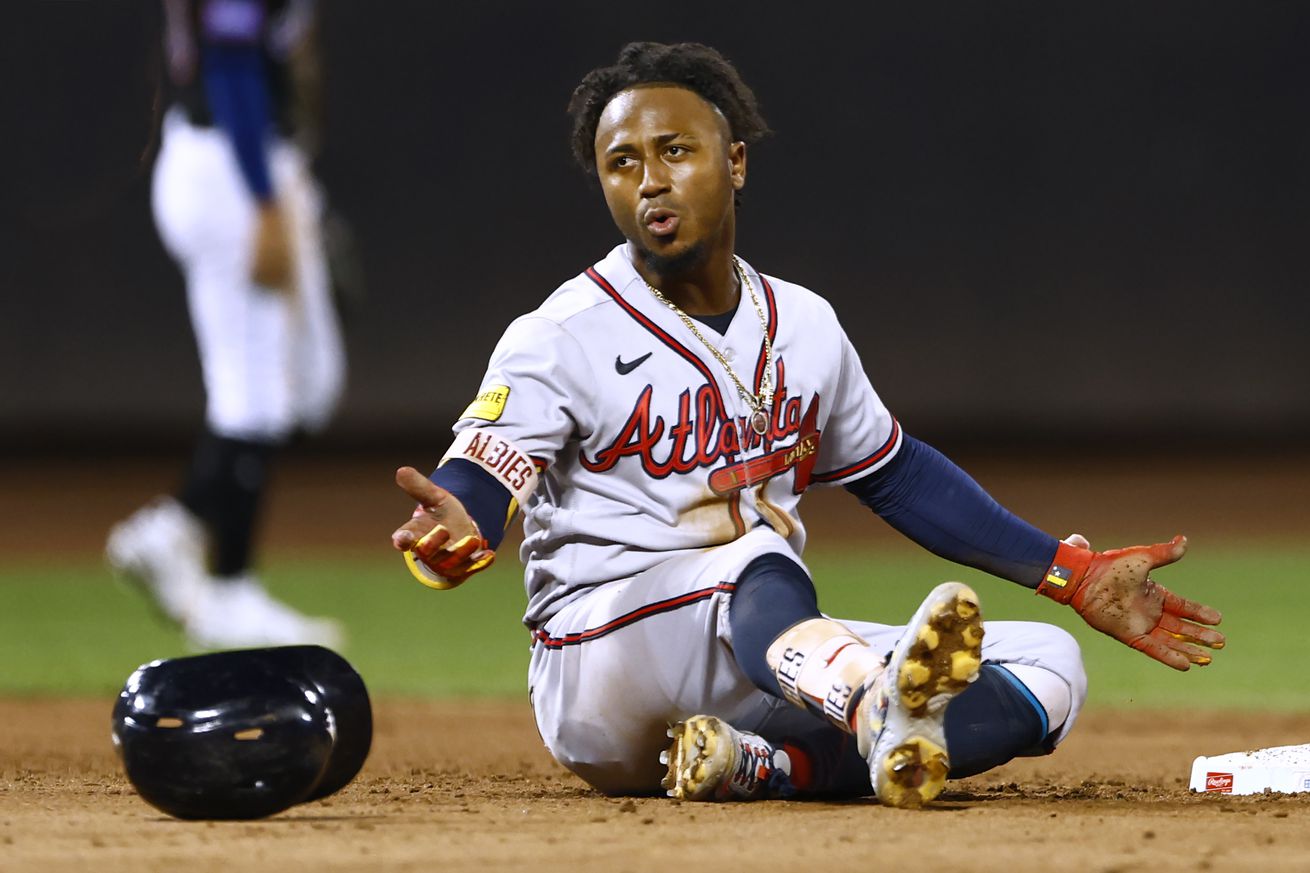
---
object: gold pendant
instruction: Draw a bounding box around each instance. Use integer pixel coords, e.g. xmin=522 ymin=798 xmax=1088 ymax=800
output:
xmin=750 ymin=408 xmax=769 ymax=436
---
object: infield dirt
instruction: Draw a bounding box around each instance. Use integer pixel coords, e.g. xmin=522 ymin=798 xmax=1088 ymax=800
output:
xmin=3 ymin=699 xmax=1309 ymax=873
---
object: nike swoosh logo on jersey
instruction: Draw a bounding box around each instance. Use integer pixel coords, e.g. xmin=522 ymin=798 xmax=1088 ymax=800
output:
xmin=615 ymin=352 xmax=653 ymax=375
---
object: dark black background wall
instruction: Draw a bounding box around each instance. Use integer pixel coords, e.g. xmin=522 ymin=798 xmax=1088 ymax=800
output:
xmin=3 ymin=1 xmax=1306 ymax=453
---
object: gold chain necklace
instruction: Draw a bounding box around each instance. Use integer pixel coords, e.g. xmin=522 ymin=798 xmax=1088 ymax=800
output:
xmin=643 ymin=256 xmax=775 ymax=436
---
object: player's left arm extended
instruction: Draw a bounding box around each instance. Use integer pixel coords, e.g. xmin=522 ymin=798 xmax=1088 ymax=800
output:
xmin=846 ymin=435 xmax=1225 ymax=671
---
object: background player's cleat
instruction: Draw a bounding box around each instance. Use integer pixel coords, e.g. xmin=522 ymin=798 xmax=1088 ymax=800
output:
xmin=105 ymin=496 xmax=209 ymax=627
xmin=184 ymin=575 xmax=345 ymax=652
xmin=660 ymin=714 xmax=793 ymax=801
xmin=856 ymin=581 xmax=984 ymax=809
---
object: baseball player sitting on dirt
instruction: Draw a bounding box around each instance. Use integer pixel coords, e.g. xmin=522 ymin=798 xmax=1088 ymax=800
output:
xmin=390 ymin=41 xmax=1225 ymax=808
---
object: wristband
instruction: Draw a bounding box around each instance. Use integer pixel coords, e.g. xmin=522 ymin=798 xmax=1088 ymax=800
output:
xmin=1035 ymin=541 xmax=1094 ymax=603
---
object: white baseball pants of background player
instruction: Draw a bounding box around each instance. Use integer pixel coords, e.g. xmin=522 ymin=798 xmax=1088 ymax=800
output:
xmin=151 ymin=108 xmax=344 ymax=442
xmin=528 ymin=527 xmax=1087 ymax=795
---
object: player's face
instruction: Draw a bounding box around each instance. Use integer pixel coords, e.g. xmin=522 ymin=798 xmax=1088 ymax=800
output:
xmin=593 ymin=86 xmax=746 ymax=278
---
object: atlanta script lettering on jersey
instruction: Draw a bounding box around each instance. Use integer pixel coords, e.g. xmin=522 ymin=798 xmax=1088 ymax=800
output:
xmin=581 ymin=359 xmax=821 ymax=492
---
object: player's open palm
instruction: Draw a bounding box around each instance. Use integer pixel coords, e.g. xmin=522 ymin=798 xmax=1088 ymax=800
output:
xmin=391 ymin=466 xmax=494 ymax=587
xmin=1039 ymin=535 xmax=1225 ymax=671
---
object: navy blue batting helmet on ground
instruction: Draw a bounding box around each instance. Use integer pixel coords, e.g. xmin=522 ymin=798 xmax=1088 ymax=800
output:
xmin=112 ymin=646 xmax=371 ymax=820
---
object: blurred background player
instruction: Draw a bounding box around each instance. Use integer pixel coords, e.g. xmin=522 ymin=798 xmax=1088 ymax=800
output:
xmin=106 ymin=0 xmax=346 ymax=650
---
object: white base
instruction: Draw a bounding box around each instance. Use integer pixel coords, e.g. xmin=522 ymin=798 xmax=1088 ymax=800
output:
xmin=1189 ymin=743 xmax=1310 ymax=795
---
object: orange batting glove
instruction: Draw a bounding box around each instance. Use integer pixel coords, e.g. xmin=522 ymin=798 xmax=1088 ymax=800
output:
xmin=391 ymin=466 xmax=495 ymax=590
xmin=1037 ymin=534 xmax=1225 ymax=671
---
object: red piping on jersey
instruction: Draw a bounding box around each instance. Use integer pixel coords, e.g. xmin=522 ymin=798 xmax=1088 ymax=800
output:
xmin=727 ymin=494 xmax=746 ymax=538
xmin=811 ymin=418 xmax=902 ymax=483
xmin=586 ymin=266 xmax=729 ymax=421
xmin=752 ymin=275 xmax=779 ymax=394
xmin=532 ymin=582 xmax=738 ymax=649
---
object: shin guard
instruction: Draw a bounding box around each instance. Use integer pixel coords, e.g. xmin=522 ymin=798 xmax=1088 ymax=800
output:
xmin=766 ymin=618 xmax=884 ymax=732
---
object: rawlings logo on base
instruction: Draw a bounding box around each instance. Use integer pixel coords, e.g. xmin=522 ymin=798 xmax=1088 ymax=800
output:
xmin=1204 ymin=772 xmax=1234 ymax=793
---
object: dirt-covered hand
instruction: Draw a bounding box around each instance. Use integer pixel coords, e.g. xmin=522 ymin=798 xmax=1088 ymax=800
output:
xmin=1037 ymin=535 xmax=1225 ymax=671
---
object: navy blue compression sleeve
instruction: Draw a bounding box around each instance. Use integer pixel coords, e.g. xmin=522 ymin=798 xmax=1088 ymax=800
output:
xmin=428 ymin=459 xmax=513 ymax=550
xmin=845 ymin=435 xmax=1058 ymax=588
xmin=201 ymin=44 xmax=274 ymax=201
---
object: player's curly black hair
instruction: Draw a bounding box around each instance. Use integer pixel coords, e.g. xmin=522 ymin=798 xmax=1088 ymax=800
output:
xmin=567 ymin=41 xmax=771 ymax=174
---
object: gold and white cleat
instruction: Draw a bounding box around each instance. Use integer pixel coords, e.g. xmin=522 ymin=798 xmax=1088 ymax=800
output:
xmin=857 ymin=581 xmax=984 ymax=809
xmin=660 ymin=714 xmax=790 ymax=801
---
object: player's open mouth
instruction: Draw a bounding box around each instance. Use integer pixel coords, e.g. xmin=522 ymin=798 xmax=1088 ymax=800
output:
xmin=645 ymin=210 xmax=679 ymax=237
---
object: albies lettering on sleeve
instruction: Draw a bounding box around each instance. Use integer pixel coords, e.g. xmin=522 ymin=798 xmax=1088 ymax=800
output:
xmin=440 ymin=428 xmax=540 ymax=510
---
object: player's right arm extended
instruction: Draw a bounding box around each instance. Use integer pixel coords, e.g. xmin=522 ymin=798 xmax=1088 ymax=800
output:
xmin=391 ymin=465 xmax=494 ymax=590
xmin=391 ymin=317 xmax=590 ymax=589
xmin=846 ymin=435 xmax=1225 ymax=670
xmin=391 ymin=431 xmax=540 ymax=590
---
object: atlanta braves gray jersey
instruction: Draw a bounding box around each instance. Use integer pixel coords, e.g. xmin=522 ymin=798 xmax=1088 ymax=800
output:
xmin=451 ymin=244 xmax=902 ymax=625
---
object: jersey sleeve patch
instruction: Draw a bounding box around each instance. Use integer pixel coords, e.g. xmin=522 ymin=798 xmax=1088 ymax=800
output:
xmin=461 ymin=385 xmax=510 ymax=422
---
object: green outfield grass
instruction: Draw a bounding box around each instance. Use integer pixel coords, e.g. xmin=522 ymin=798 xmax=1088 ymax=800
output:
xmin=0 ymin=543 xmax=1302 ymax=710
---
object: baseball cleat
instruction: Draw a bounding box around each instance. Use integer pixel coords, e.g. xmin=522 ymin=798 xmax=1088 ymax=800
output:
xmin=105 ymin=496 xmax=209 ymax=627
xmin=184 ymin=574 xmax=345 ymax=652
xmin=857 ymin=581 xmax=984 ymax=809
xmin=661 ymin=714 xmax=792 ymax=801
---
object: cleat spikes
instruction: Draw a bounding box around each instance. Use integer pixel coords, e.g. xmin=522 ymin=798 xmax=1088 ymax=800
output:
xmin=861 ymin=582 xmax=983 ymax=809
xmin=950 ymin=651 xmax=981 ymax=682
xmin=656 ymin=715 xmax=790 ymax=802
xmin=916 ymin=625 xmax=940 ymax=650
xmin=900 ymin=689 xmax=928 ymax=711
xmin=962 ymin=624 xmax=984 ymax=649
xmin=902 ymin=661 xmax=931 ymax=689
